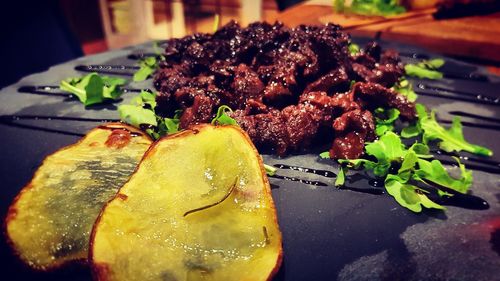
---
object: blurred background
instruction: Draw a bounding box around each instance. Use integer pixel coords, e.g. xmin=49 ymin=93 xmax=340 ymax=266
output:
xmin=0 ymin=0 xmax=498 ymax=88
xmin=24 ymin=0 xmax=285 ymax=54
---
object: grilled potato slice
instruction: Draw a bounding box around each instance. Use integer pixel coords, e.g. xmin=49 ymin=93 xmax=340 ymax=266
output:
xmin=6 ymin=123 xmax=152 ymax=270
xmin=91 ymin=124 xmax=282 ymax=281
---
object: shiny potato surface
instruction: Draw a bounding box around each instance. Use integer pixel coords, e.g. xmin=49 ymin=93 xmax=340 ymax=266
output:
xmin=6 ymin=123 xmax=152 ymax=270
xmin=91 ymin=124 xmax=282 ymax=281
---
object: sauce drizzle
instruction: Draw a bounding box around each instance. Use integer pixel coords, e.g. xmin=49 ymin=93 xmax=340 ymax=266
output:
xmin=273 ymin=164 xmax=336 ymax=178
xmin=417 ymin=83 xmax=499 ymax=106
xmin=268 ymin=174 xmax=328 ymax=187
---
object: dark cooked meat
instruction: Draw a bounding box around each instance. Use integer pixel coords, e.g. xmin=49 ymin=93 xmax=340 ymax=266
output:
xmin=303 ymin=68 xmax=349 ymax=94
xmin=353 ymin=82 xmax=416 ymax=119
xmin=330 ymin=109 xmax=375 ymax=159
xmin=154 ymin=21 xmax=415 ymax=159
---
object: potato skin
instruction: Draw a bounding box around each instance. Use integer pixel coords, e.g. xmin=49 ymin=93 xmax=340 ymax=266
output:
xmin=90 ymin=124 xmax=283 ymax=281
xmin=4 ymin=123 xmax=152 ymax=273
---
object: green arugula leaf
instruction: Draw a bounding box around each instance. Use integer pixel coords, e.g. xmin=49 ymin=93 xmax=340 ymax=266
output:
xmin=404 ymin=59 xmax=444 ymax=79
xmin=392 ymin=79 xmax=417 ymax=102
xmin=119 ymin=90 xmax=181 ymax=139
xmin=437 ymin=189 xmax=453 ymax=197
xmin=419 ymin=107 xmax=493 ymax=156
xmin=405 ymin=64 xmax=443 ymax=79
xmin=401 ymin=125 xmax=420 ymax=138
xmin=264 ymin=164 xmax=277 ymax=176
xmin=364 ymin=132 xmax=405 ymax=177
xmin=408 ymin=142 xmax=432 ymax=158
xmin=118 ymin=105 xmax=157 ymax=128
xmin=374 ymin=107 xmax=400 ymax=136
xmin=129 ymin=90 xmax=154 ymax=107
xmin=211 ymin=105 xmax=238 ymax=125
xmin=335 ymin=166 xmax=346 ymax=186
xmin=60 ymin=73 xmax=126 ymax=106
xmin=83 ymin=74 xmax=105 ymax=105
xmin=335 ymin=0 xmax=406 ymax=16
xmin=338 ymin=129 xmax=477 ymax=212
xmin=101 ymin=76 xmax=127 ymax=99
xmin=159 ymin=109 xmax=182 ymax=136
xmin=339 ymin=158 xmax=376 ymax=170
xmin=348 ymin=43 xmax=360 ymax=55
xmin=385 ymin=175 xmax=445 ymax=212
xmin=413 ymin=158 xmax=472 ymax=194
xmin=319 ymin=151 xmax=331 ymax=159
xmin=133 ymin=56 xmax=158 ymax=82
xmin=60 ymin=78 xmax=87 ymax=102
xmin=396 ymin=150 xmax=417 ymax=182
xmin=424 ymin=58 xmax=445 ymax=69
xmin=401 ymin=103 xmax=426 ymax=138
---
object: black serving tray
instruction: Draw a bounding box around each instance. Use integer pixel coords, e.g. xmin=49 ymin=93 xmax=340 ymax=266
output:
xmin=1 ymin=39 xmax=499 ymax=281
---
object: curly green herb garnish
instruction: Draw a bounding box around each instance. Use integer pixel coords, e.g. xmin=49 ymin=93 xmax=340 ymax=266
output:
xmin=333 ymin=0 xmax=406 ymax=16
xmin=404 ymin=58 xmax=444 ymax=79
xmin=374 ymin=107 xmax=400 ymax=136
xmin=392 ymin=78 xmax=417 ymax=102
xmin=348 ymin=43 xmax=360 ymax=55
xmin=418 ymin=106 xmax=493 ymax=156
xmin=211 ymin=105 xmax=238 ymax=125
xmin=133 ymin=57 xmax=158 ymax=82
xmin=60 ymin=73 xmax=126 ymax=106
xmin=264 ymin=164 xmax=277 ymax=176
xmin=337 ymin=131 xmax=475 ymax=212
xmin=118 ymin=90 xmax=180 ymax=139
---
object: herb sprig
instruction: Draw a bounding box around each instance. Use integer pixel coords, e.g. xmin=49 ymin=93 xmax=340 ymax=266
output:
xmin=404 ymin=59 xmax=444 ymax=79
xmin=60 ymin=73 xmax=126 ymax=106
xmin=118 ymin=90 xmax=180 ymax=139
xmin=334 ymin=0 xmax=406 ymax=16
xmin=133 ymin=57 xmax=158 ymax=82
xmin=337 ymin=132 xmax=474 ymax=212
xmin=322 ymin=55 xmax=492 ymax=212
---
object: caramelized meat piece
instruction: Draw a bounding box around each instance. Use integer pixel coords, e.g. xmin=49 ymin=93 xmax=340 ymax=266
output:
xmin=380 ymin=49 xmax=402 ymax=66
xmin=244 ymin=99 xmax=268 ymax=115
xmin=330 ymin=132 xmax=365 ymax=160
xmin=282 ymin=105 xmax=319 ymax=151
xmin=233 ymin=110 xmax=289 ymax=155
xmin=179 ymin=95 xmax=219 ymax=128
xmin=329 ymin=92 xmax=361 ymax=113
xmin=350 ymin=43 xmax=404 ymax=88
xmin=368 ymin=64 xmax=403 ymax=87
xmin=330 ymin=110 xmax=375 ymax=159
xmin=354 ymin=82 xmax=416 ymax=120
xmin=332 ymin=109 xmax=375 ymax=140
xmin=352 ymin=53 xmax=377 ymax=69
xmin=299 ymin=91 xmax=336 ymax=125
xmin=233 ymin=106 xmax=319 ymax=155
xmin=351 ymin=63 xmax=373 ymax=82
xmin=263 ymin=81 xmax=293 ymax=106
xmin=363 ymin=41 xmax=381 ymax=61
xmin=231 ymin=64 xmax=264 ymax=102
xmin=303 ymin=68 xmax=349 ymax=95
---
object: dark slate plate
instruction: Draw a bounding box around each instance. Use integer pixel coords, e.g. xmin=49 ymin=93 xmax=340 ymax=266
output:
xmin=0 ymin=39 xmax=499 ymax=281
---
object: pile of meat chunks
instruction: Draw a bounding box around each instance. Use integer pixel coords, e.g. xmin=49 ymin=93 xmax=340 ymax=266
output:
xmin=154 ymin=21 xmax=415 ymax=159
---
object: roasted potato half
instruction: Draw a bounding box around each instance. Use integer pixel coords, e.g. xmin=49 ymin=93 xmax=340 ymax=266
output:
xmin=5 ymin=123 xmax=153 ymax=270
xmin=91 ymin=124 xmax=283 ymax=281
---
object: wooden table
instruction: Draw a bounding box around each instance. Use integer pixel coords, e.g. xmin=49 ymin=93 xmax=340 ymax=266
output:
xmin=274 ymin=3 xmax=500 ymax=69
